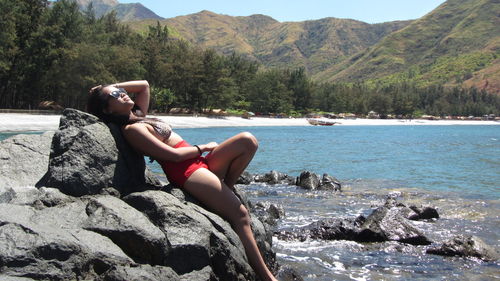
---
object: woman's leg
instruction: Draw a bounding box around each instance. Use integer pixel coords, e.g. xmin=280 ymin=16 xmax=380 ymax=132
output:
xmin=183 ymin=168 xmax=276 ymax=281
xmin=205 ymin=132 xmax=258 ymax=188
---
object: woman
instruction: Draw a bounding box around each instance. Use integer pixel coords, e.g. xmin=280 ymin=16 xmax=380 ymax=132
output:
xmin=87 ymin=80 xmax=277 ymax=281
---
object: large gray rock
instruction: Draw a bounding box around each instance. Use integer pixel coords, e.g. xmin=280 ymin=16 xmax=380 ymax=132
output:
xmin=123 ymin=190 xmax=257 ymax=281
xmin=0 ymin=200 xmax=135 ymax=280
xmin=83 ymin=196 xmax=171 ymax=265
xmin=0 ymin=132 xmax=54 ymax=189
xmin=0 ymin=181 xmax=279 ymax=280
xmin=254 ymin=170 xmax=295 ymax=185
xmin=426 ymin=235 xmax=499 ymax=261
xmin=318 ymin=173 xmax=341 ymax=191
xmin=296 ymin=171 xmax=320 ymax=190
xmin=296 ymin=171 xmax=342 ymax=191
xmin=277 ymin=198 xmax=432 ymax=246
xmin=0 ymin=109 xmax=282 ymax=280
xmin=99 ymin=264 xmax=180 ymax=281
xmin=40 ymin=108 xmax=161 ymax=196
xmin=357 ymin=200 xmax=432 ymax=245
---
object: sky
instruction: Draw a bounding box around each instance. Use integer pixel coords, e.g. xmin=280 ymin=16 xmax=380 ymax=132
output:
xmin=119 ymin=0 xmax=447 ymax=23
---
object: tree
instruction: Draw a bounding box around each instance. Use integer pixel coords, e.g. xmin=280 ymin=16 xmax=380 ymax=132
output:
xmin=151 ymin=87 xmax=175 ymax=113
xmin=249 ymin=69 xmax=293 ymax=114
xmin=0 ymin=0 xmax=48 ymax=108
xmin=288 ymin=67 xmax=314 ymax=112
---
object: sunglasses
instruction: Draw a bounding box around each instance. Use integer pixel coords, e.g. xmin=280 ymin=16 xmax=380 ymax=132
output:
xmin=109 ymin=88 xmax=127 ymax=99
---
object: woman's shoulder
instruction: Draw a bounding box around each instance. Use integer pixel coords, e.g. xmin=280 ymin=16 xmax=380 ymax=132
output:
xmin=122 ymin=122 xmax=148 ymax=133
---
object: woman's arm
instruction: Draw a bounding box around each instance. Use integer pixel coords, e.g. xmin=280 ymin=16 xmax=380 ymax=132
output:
xmin=113 ymin=80 xmax=150 ymax=115
xmin=123 ymin=124 xmax=216 ymax=162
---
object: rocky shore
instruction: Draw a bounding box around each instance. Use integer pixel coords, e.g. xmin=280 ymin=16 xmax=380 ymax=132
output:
xmin=0 ymin=109 xmax=287 ymax=281
xmin=0 ymin=109 xmax=497 ymax=280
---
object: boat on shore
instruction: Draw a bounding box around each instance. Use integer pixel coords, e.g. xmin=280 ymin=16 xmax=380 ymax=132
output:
xmin=307 ymin=118 xmax=338 ymax=126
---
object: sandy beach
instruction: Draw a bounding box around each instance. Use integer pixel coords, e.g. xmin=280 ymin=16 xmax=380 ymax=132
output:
xmin=0 ymin=113 xmax=498 ymax=132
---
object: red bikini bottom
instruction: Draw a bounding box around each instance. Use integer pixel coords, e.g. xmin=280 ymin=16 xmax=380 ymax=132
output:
xmin=158 ymin=140 xmax=209 ymax=186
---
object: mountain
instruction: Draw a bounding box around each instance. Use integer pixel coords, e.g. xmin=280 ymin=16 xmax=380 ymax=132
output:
xmin=130 ymin=10 xmax=411 ymax=74
xmin=73 ymin=0 xmax=163 ymax=21
xmin=77 ymin=0 xmax=499 ymax=93
xmin=320 ymin=0 xmax=500 ymax=93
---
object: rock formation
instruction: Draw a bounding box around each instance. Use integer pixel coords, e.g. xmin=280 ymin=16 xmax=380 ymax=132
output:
xmin=0 ymin=109 xmax=281 ymax=280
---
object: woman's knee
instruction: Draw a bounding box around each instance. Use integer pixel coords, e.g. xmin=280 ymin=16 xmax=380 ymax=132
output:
xmin=230 ymin=204 xmax=251 ymax=226
xmin=238 ymin=132 xmax=258 ymax=151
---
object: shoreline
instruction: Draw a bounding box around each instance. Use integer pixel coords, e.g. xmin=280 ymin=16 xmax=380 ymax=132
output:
xmin=0 ymin=113 xmax=498 ymax=132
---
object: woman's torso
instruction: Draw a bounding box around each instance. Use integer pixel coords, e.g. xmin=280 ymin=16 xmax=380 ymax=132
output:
xmin=126 ymin=118 xmax=183 ymax=147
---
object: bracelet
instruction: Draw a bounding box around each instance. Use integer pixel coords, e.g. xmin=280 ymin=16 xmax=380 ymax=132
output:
xmin=194 ymin=145 xmax=202 ymax=155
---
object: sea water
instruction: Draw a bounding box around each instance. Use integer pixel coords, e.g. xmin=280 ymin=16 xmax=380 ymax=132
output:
xmin=1 ymin=125 xmax=499 ymax=280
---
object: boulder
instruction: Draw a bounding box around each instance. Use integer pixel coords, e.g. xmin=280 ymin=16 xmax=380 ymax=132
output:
xmin=0 ymin=183 xmax=278 ymax=280
xmin=39 ymin=108 xmax=161 ymax=196
xmin=276 ymin=265 xmax=305 ymax=281
xmin=254 ymin=170 xmax=295 ymax=185
xmin=123 ymin=190 xmax=257 ymax=280
xmin=83 ymin=196 xmax=171 ymax=265
xmin=277 ymin=216 xmax=363 ymax=242
xmin=426 ymin=235 xmax=499 ymax=261
xmin=0 ymin=112 xmax=282 ymax=280
xmin=236 ymin=171 xmax=254 ymax=185
xmin=0 ymin=201 xmax=135 ymax=280
xmin=408 ymin=205 xmax=439 ymax=220
xmin=277 ymin=198 xmax=432 ymax=246
xmin=357 ymin=202 xmax=432 ymax=245
xmin=0 ymin=132 xmax=54 ymax=190
xmin=252 ymin=201 xmax=285 ymax=227
xmin=296 ymin=171 xmax=320 ymax=190
xmin=98 ymin=264 xmax=179 ymax=281
xmin=318 ymin=173 xmax=341 ymax=191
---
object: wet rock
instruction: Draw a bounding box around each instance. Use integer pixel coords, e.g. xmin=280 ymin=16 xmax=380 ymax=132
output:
xmin=426 ymin=235 xmax=499 ymax=261
xmin=277 ymin=217 xmax=364 ymax=242
xmin=278 ymin=198 xmax=432 ymax=246
xmin=254 ymin=170 xmax=295 ymax=185
xmin=252 ymin=201 xmax=285 ymax=228
xmin=408 ymin=205 xmax=439 ymax=220
xmin=276 ymin=265 xmax=304 ymax=281
xmin=296 ymin=171 xmax=342 ymax=191
xmin=296 ymin=171 xmax=320 ymax=189
xmin=0 ymin=132 xmax=54 ymax=189
xmin=236 ymin=171 xmax=254 ymax=185
xmin=39 ymin=108 xmax=161 ymax=197
xmin=318 ymin=173 xmax=342 ymax=191
xmin=358 ymin=202 xmax=432 ymax=245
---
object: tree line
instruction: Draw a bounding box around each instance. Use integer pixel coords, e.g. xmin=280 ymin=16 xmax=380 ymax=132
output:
xmin=1 ymin=0 xmax=499 ymax=117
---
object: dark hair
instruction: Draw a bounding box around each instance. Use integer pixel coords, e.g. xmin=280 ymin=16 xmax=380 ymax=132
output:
xmin=87 ymin=85 xmax=146 ymax=126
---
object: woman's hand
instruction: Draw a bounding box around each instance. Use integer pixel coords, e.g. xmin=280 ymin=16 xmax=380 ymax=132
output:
xmin=202 ymin=142 xmax=218 ymax=153
xmin=89 ymin=84 xmax=102 ymax=94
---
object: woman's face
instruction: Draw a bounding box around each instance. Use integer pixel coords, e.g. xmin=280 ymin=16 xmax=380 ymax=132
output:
xmin=103 ymin=86 xmax=134 ymax=115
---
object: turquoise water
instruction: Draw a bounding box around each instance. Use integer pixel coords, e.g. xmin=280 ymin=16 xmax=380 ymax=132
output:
xmin=2 ymin=125 xmax=499 ymax=280
xmin=151 ymin=125 xmax=500 ymax=200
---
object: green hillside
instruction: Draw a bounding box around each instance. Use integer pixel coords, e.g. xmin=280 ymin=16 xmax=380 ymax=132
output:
xmin=128 ymin=10 xmax=411 ymax=74
xmin=83 ymin=0 xmax=499 ymax=94
xmin=322 ymin=0 xmax=500 ymax=93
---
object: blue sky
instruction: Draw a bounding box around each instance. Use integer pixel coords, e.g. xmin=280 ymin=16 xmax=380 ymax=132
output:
xmin=119 ymin=0 xmax=446 ymax=23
